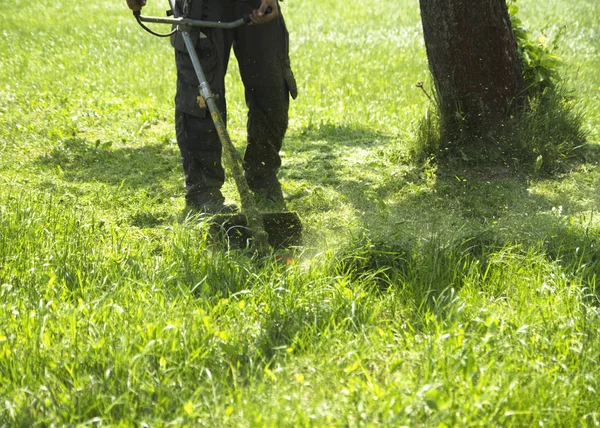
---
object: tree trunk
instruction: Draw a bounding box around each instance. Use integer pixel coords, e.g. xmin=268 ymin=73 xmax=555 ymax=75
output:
xmin=419 ymin=0 xmax=526 ymax=141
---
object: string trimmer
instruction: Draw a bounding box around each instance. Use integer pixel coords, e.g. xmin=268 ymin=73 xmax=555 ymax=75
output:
xmin=132 ymin=1 xmax=302 ymax=251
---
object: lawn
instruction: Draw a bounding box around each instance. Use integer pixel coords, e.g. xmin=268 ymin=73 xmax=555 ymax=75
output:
xmin=1 ymin=0 xmax=600 ymax=425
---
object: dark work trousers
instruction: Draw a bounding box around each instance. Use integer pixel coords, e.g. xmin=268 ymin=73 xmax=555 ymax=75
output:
xmin=173 ymin=0 xmax=297 ymax=206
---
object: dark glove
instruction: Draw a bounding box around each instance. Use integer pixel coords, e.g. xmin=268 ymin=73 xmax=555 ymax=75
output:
xmin=126 ymin=0 xmax=147 ymax=12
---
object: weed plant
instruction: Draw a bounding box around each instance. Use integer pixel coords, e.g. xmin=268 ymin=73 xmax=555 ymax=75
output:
xmin=1 ymin=0 xmax=600 ymax=426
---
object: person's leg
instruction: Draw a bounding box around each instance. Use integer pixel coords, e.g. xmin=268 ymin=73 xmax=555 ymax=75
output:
xmin=232 ymin=1 xmax=297 ymax=202
xmin=173 ymin=3 xmax=235 ymax=212
xmin=174 ymin=109 xmax=227 ymax=211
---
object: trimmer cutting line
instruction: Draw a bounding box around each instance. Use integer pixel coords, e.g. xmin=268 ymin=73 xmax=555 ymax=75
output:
xmin=133 ymin=1 xmax=302 ymax=251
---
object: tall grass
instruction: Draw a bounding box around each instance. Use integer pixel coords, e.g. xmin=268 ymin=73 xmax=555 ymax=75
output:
xmin=1 ymin=0 xmax=600 ymax=425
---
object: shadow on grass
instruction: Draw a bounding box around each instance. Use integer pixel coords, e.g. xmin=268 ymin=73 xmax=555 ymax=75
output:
xmin=285 ymin=123 xmax=600 ymax=316
xmin=282 ymin=124 xmax=402 ymax=205
xmin=34 ymin=136 xmax=181 ymax=228
xmin=36 ymin=137 xmax=180 ymax=188
xmin=294 ymin=122 xmax=397 ymax=146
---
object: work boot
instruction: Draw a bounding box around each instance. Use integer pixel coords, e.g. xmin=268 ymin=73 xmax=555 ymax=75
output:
xmin=186 ymin=190 xmax=238 ymax=215
xmin=245 ymin=173 xmax=285 ymax=203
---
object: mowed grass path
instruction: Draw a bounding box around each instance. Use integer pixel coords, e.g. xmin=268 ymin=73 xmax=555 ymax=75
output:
xmin=1 ymin=0 xmax=600 ymax=425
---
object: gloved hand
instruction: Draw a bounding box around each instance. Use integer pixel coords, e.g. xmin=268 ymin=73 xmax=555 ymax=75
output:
xmin=126 ymin=0 xmax=147 ymax=12
xmin=249 ymin=0 xmax=279 ymax=24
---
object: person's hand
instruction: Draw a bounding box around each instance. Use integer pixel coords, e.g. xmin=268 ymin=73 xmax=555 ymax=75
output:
xmin=126 ymin=0 xmax=147 ymax=12
xmin=249 ymin=0 xmax=279 ymax=24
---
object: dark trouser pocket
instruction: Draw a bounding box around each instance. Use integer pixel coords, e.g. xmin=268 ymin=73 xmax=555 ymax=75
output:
xmin=173 ymin=32 xmax=222 ymax=118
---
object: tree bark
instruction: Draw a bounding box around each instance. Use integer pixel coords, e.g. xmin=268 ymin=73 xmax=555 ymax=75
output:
xmin=419 ymin=0 xmax=526 ymax=140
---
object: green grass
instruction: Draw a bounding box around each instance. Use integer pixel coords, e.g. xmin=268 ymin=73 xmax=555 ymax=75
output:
xmin=1 ymin=0 xmax=600 ymax=425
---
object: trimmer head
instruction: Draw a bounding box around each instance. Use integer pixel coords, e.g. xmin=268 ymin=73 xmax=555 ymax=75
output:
xmin=210 ymin=211 xmax=302 ymax=249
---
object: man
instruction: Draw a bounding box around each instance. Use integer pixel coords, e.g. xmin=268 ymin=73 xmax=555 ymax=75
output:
xmin=126 ymin=0 xmax=297 ymax=213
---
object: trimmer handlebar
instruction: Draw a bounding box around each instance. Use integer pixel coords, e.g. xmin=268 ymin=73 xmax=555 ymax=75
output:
xmin=136 ymin=13 xmax=250 ymax=30
xmin=134 ymin=3 xmax=271 ymax=34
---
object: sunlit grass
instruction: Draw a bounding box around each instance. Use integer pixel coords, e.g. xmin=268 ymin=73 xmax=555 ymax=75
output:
xmin=1 ymin=0 xmax=600 ymax=425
